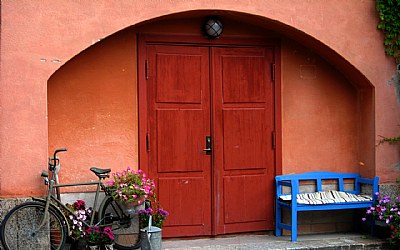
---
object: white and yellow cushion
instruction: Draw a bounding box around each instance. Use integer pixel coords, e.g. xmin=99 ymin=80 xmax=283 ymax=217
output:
xmin=279 ymin=190 xmax=372 ymax=205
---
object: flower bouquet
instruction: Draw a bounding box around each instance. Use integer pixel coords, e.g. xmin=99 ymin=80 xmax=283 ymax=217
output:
xmin=64 ymin=200 xmax=92 ymax=241
xmin=84 ymin=226 xmax=115 ymax=249
xmin=85 ymin=226 xmax=102 ymax=246
xmin=101 ymin=226 xmax=115 ymax=249
xmin=138 ymin=202 xmax=169 ymax=229
xmin=107 ymin=167 xmax=155 ymax=213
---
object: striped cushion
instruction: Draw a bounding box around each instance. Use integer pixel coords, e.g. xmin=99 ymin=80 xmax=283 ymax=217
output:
xmin=279 ymin=190 xmax=372 ymax=205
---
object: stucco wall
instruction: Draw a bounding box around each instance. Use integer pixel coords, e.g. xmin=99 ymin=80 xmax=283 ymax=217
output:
xmin=281 ymin=39 xmax=359 ymax=173
xmin=47 ymin=31 xmax=138 ymax=192
xmin=1 ymin=0 xmax=399 ymax=197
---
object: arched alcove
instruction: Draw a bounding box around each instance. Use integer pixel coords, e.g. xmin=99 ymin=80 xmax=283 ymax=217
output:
xmin=48 ymin=11 xmax=375 ymax=187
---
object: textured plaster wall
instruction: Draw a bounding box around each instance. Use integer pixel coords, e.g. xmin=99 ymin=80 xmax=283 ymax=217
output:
xmin=281 ymin=39 xmax=359 ymax=174
xmin=1 ymin=0 xmax=399 ymax=197
xmin=47 ymin=32 xmax=138 ymax=192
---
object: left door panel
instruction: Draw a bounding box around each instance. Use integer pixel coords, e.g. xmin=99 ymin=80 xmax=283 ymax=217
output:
xmin=146 ymin=45 xmax=212 ymax=237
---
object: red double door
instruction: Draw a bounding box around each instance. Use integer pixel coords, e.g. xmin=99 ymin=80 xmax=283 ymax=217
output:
xmin=141 ymin=38 xmax=276 ymax=237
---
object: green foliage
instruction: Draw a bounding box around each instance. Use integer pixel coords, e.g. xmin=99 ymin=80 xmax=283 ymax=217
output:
xmin=378 ymin=135 xmax=400 ymax=145
xmin=376 ymin=0 xmax=400 ymax=63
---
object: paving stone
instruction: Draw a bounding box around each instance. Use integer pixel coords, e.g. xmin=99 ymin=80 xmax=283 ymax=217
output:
xmin=163 ymin=233 xmax=393 ymax=250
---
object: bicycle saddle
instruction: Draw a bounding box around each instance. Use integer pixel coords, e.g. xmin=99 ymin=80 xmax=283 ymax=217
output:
xmin=90 ymin=167 xmax=111 ymax=178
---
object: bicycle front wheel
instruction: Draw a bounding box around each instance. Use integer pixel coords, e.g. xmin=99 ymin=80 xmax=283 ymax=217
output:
xmin=99 ymin=197 xmax=141 ymax=249
xmin=0 ymin=201 xmax=67 ymax=250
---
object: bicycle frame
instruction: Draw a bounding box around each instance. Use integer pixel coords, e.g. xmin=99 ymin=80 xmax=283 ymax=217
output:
xmin=0 ymin=148 xmax=144 ymax=250
xmin=39 ymin=170 xmax=110 ymax=231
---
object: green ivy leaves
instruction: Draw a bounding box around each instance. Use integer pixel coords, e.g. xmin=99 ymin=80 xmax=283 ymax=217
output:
xmin=378 ymin=135 xmax=400 ymax=145
xmin=376 ymin=0 xmax=400 ymax=63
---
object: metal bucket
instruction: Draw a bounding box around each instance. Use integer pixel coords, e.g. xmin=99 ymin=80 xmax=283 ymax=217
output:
xmin=140 ymin=226 xmax=162 ymax=250
xmin=122 ymin=202 xmax=145 ymax=215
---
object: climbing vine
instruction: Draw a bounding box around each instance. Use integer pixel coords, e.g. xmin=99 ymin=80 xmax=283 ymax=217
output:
xmin=376 ymin=0 xmax=400 ymax=64
xmin=378 ymin=135 xmax=400 ymax=145
xmin=375 ymin=1 xmax=400 ymax=147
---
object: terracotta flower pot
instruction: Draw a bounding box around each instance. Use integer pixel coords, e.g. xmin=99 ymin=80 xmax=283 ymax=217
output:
xmin=50 ymin=229 xmax=62 ymax=245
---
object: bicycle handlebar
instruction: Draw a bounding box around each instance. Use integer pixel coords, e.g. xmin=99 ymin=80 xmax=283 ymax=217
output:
xmin=54 ymin=148 xmax=67 ymax=156
xmin=49 ymin=148 xmax=67 ymax=171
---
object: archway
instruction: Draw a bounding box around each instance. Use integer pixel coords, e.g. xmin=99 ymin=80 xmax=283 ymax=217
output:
xmin=47 ymin=10 xmax=374 ymax=236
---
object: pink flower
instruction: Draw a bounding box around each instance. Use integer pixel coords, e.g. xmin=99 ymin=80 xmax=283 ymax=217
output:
xmin=93 ymin=226 xmax=101 ymax=233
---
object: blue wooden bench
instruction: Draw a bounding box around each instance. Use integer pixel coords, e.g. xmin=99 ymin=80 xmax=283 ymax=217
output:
xmin=275 ymin=171 xmax=379 ymax=241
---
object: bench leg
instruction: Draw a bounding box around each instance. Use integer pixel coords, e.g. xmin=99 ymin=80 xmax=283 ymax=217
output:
xmin=275 ymin=202 xmax=281 ymax=236
xmin=291 ymin=209 xmax=297 ymax=241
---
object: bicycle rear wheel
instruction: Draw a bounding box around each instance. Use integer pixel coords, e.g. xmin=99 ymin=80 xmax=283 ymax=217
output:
xmin=0 ymin=201 xmax=67 ymax=250
xmin=99 ymin=197 xmax=141 ymax=249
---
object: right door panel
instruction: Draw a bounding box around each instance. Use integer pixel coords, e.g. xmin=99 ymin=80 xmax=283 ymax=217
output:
xmin=212 ymin=47 xmax=275 ymax=234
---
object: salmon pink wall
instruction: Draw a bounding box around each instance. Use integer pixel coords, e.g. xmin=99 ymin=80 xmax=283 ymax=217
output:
xmin=47 ymin=32 xmax=138 ymax=191
xmin=281 ymin=39 xmax=359 ymax=173
xmin=1 ymin=1 xmax=399 ymax=197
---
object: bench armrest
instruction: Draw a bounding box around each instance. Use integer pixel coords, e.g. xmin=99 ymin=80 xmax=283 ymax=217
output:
xmin=277 ymin=180 xmax=292 ymax=187
xmin=276 ymin=180 xmax=300 ymax=207
xmin=358 ymin=176 xmax=379 ymax=202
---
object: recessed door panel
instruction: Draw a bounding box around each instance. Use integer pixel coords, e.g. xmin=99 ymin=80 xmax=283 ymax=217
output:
xmin=158 ymin=177 xmax=208 ymax=226
xmin=223 ymin=109 xmax=269 ymax=170
xmin=157 ymin=109 xmax=205 ymax=173
xmin=222 ymin=55 xmax=267 ymax=103
xmin=156 ymin=53 xmax=203 ymax=103
xmin=223 ymin=175 xmax=269 ymax=224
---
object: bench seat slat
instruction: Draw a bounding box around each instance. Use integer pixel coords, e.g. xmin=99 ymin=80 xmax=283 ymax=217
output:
xmin=279 ymin=190 xmax=372 ymax=204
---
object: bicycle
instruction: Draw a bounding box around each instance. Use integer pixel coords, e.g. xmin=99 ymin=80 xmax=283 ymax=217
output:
xmin=0 ymin=148 xmax=143 ymax=250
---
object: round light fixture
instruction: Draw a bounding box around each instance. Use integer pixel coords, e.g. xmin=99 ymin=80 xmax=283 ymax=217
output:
xmin=204 ymin=17 xmax=223 ymax=39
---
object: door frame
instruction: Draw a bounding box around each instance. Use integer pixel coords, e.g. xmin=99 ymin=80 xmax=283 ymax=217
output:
xmin=137 ymin=34 xmax=282 ymax=234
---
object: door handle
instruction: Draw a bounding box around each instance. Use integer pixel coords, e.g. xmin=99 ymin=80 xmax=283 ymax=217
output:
xmin=203 ymin=136 xmax=212 ymax=155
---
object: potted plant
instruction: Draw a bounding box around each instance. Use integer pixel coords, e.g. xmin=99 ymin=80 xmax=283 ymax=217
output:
xmin=138 ymin=204 xmax=169 ymax=229
xmin=106 ymin=167 xmax=155 ymax=213
xmin=138 ymin=201 xmax=168 ymax=250
xmin=84 ymin=226 xmax=102 ymax=249
xmin=101 ymin=226 xmax=115 ymax=250
xmin=64 ymin=200 xmax=92 ymax=249
xmin=362 ymin=192 xmax=400 ymax=245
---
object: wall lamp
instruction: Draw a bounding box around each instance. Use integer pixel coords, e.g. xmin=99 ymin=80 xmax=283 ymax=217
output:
xmin=204 ymin=17 xmax=223 ymax=39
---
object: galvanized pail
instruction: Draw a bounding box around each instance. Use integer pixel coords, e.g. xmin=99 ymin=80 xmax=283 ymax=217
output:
xmin=140 ymin=226 xmax=162 ymax=250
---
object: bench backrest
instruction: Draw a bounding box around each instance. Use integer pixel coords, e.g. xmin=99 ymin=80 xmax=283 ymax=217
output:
xmin=275 ymin=171 xmax=365 ymax=194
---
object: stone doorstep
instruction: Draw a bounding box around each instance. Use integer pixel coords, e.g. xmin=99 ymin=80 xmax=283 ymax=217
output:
xmin=162 ymin=233 xmax=395 ymax=250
